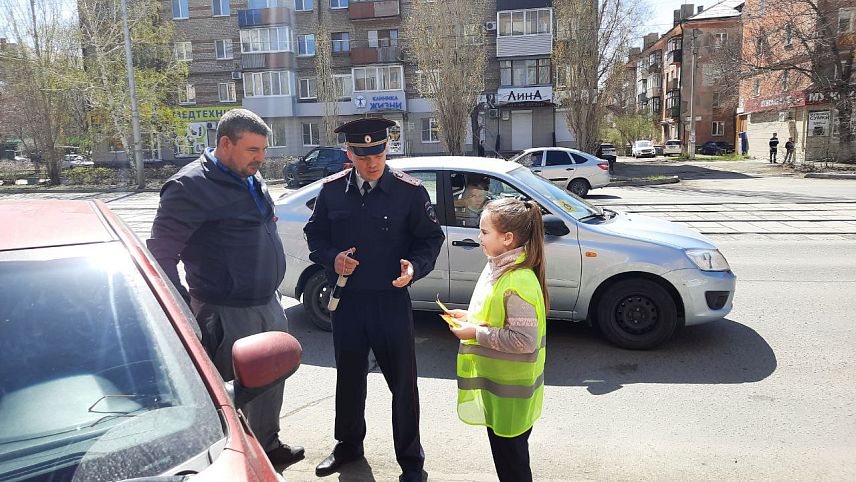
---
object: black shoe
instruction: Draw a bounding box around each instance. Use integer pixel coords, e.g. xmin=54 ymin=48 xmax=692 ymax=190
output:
xmin=399 ymin=469 xmax=427 ymax=482
xmin=315 ymin=450 xmax=363 ymax=477
xmin=266 ymin=441 xmax=305 ymax=466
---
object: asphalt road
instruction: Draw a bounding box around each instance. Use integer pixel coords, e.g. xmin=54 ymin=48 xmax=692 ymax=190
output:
xmin=2 ymin=161 xmax=855 ymax=480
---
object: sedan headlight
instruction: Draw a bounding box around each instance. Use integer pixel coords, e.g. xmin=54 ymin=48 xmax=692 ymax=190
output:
xmin=685 ymin=249 xmax=731 ymax=271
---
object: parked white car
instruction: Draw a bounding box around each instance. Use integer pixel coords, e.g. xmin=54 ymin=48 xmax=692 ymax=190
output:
xmin=663 ymin=139 xmax=682 ymax=156
xmin=632 ymin=140 xmax=656 ymax=158
xmin=509 ymin=147 xmax=610 ymax=197
xmin=275 ymin=156 xmax=736 ymax=350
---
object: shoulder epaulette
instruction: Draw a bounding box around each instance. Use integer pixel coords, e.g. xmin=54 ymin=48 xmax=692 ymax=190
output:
xmin=322 ymin=168 xmax=352 ymax=184
xmin=391 ymin=169 xmax=422 ymax=186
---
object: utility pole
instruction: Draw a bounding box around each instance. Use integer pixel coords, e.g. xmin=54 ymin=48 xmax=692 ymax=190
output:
xmin=120 ymin=0 xmax=145 ymax=189
xmin=687 ymin=28 xmax=700 ymax=160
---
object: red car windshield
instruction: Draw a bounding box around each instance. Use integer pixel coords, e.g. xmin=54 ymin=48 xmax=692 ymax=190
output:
xmin=0 ymin=242 xmax=223 ymax=480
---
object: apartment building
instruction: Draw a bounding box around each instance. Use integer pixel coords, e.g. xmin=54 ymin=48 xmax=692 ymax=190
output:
xmin=737 ymin=0 xmax=855 ymax=162
xmin=627 ymin=1 xmax=742 ymax=152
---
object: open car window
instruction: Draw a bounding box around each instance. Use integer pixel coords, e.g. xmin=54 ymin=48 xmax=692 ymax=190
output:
xmin=449 ymin=171 xmax=528 ymax=228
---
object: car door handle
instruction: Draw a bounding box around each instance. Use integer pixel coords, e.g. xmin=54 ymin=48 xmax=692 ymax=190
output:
xmin=533 ymin=169 xmax=541 ymax=173
xmin=565 ymin=167 xmax=575 ymax=171
xmin=452 ymin=240 xmax=480 ymax=247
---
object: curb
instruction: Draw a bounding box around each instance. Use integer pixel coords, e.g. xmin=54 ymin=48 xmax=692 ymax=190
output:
xmin=0 ymin=187 xmax=161 ymax=194
xmin=804 ymin=172 xmax=856 ymax=180
xmin=607 ymin=176 xmax=680 ymax=187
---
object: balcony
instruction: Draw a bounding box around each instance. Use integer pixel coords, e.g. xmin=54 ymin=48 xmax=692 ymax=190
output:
xmin=349 ymin=0 xmax=399 ymax=20
xmin=668 ymin=78 xmax=680 ymax=92
xmin=638 ymin=93 xmax=647 ymax=104
xmin=238 ymin=7 xmax=292 ymax=28
xmin=648 ymin=85 xmax=662 ymax=98
xmin=240 ymin=52 xmax=295 ymax=70
xmin=350 ymin=46 xmax=402 ymax=65
xmin=647 ymin=62 xmax=662 ymax=74
xmin=667 ymin=49 xmax=682 ymax=64
xmin=668 ymin=105 xmax=681 ymax=118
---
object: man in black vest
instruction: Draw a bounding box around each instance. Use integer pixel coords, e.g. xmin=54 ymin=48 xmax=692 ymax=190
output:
xmin=769 ymin=132 xmax=780 ymax=163
xmin=304 ymin=118 xmax=445 ymax=481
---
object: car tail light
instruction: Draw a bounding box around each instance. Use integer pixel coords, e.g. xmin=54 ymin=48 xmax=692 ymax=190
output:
xmin=597 ymin=163 xmax=609 ymax=170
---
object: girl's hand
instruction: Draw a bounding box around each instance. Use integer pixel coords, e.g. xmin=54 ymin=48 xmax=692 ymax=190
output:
xmin=450 ymin=320 xmax=479 ymax=340
xmin=446 ymin=309 xmax=469 ymax=320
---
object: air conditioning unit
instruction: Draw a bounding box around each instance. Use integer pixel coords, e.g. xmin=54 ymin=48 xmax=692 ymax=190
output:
xmin=231 ymin=71 xmax=242 ymax=80
xmin=206 ymin=122 xmax=218 ymax=129
xmin=484 ymin=21 xmax=497 ymax=31
xmin=488 ymin=108 xmax=499 ymax=119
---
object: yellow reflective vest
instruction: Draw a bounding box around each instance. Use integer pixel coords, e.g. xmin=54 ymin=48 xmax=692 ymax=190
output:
xmin=456 ymin=255 xmax=546 ymax=437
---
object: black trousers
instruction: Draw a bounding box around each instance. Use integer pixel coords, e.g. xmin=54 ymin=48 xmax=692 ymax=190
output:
xmin=331 ymin=289 xmax=424 ymax=475
xmin=487 ymin=426 xmax=533 ymax=482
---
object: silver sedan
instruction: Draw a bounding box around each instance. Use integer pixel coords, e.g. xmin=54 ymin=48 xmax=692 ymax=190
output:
xmin=275 ymin=156 xmax=736 ymax=350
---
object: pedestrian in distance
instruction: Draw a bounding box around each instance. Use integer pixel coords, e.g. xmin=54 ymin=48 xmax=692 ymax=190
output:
xmin=784 ymin=137 xmax=795 ymax=164
xmin=478 ymin=139 xmax=486 ymax=157
xmin=147 ymin=108 xmax=304 ymax=467
xmin=304 ymin=117 xmax=445 ymax=482
xmin=769 ymin=133 xmax=780 ymax=163
xmin=444 ymin=197 xmax=548 ymax=482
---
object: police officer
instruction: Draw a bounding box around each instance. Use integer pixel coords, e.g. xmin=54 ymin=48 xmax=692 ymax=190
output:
xmin=304 ymin=118 xmax=445 ymax=481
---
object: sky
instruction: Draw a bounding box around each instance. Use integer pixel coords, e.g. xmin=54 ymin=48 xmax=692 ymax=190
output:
xmin=641 ymin=0 xmax=701 ymax=46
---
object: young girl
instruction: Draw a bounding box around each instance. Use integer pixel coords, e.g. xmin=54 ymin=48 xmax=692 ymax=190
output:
xmin=447 ymin=197 xmax=548 ymax=482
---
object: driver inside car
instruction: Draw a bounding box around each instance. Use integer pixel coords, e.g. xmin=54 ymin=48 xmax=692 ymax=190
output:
xmin=453 ymin=174 xmax=491 ymax=227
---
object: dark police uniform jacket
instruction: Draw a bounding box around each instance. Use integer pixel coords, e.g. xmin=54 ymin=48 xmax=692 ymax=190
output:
xmin=147 ymin=151 xmax=285 ymax=307
xmin=304 ymin=166 xmax=445 ymax=290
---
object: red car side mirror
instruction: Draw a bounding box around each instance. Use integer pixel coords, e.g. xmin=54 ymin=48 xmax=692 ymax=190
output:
xmin=230 ymin=332 xmax=302 ymax=409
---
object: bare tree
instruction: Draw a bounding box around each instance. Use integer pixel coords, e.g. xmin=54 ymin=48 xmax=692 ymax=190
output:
xmin=315 ymin=22 xmax=339 ymax=146
xmin=77 ymin=0 xmax=186 ymax=178
xmin=402 ymin=0 xmax=488 ymax=155
xmin=553 ymin=0 xmax=644 ymax=153
xmin=727 ymin=0 xmax=854 ymax=157
xmin=0 ymin=0 xmax=83 ymax=184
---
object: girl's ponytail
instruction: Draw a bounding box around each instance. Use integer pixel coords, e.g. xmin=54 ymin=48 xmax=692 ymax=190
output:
xmin=523 ymin=201 xmax=549 ymax=310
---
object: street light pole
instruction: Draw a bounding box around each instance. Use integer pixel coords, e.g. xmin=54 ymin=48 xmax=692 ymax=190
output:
xmin=120 ymin=0 xmax=145 ymax=189
xmin=688 ymin=28 xmax=699 ymax=160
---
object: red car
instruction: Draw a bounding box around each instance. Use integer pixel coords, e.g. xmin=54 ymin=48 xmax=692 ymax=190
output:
xmin=0 ymin=200 xmax=300 ymax=481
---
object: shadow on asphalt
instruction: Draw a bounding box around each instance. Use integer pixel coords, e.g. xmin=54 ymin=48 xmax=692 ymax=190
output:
xmin=585 ymin=194 xmax=622 ymax=201
xmin=285 ymin=304 xmax=777 ymax=396
xmin=613 ymin=161 xmax=758 ymax=181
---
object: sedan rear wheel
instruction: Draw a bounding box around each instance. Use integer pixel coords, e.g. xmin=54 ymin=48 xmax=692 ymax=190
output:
xmin=596 ymin=278 xmax=678 ymax=350
xmin=302 ymin=270 xmax=332 ymax=331
xmin=284 ymin=171 xmax=298 ymax=188
xmin=568 ymin=178 xmax=590 ymax=197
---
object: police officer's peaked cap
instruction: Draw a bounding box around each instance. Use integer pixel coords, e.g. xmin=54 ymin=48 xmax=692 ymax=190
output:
xmin=335 ymin=118 xmax=396 ymax=156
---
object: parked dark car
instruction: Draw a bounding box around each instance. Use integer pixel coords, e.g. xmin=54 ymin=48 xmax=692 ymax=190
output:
xmin=282 ymin=146 xmax=349 ymax=187
xmin=594 ymin=143 xmax=617 ymax=162
xmin=697 ymin=141 xmax=735 ymax=155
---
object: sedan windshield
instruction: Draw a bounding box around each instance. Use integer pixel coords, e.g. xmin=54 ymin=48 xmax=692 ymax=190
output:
xmin=0 ymin=243 xmax=223 ymax=481
xmin=637 ymin=141 xmax=653 ymax=147
xmin=509 ymin=166 xmax=601 ymax=220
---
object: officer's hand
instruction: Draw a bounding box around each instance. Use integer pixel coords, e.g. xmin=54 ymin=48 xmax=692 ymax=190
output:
xmin=392 ymin=259 xmax=414 ymax=288
xmin=335 ymin=248 xmax=359 ymax=276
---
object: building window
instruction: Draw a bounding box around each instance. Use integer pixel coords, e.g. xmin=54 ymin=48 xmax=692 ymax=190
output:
xmin=332 ymin=32 xmax=350 ymax=53
xmin=303 ymin=123 xmax=320 ymax=146
xmin=294 ymin=0 xmax=312 ymax=11
xmin=178 ymin=84 xmax=196 ymax=105
xmin=298 ymin=34 xmax=316 ymax=56
xmin=330 ymin=0 xmax=347 ymax=8
xmin=421 ymin=117 xmax=440 ymax=143
xmin=781 ymin=70 xmax=789 ymax=91
xmin=839 ymin=8 xmax=855 ymax=33
xmin=712 ymin=121 xmax=725 ymax=136
xmin=243 ymin=71 xmax=290 ymax=97
xmin=172 ymin=0 xmax=188 ymax=19
xmin=353 ymin=65 xmax=403 ymax=91
xmin=712 ymin=32 xmax=727 ymax=49
xmin=753 ymin=79 xmax=761 ymax=97
xmin=498 ymin=8 xmax=551 ymax=37
xmin=215 ymin=39 xmax=233 ymax=59
xmin=334 ymin=74 xmax=353 ymax=99
xmin=218 ymin=82 xmax=236 ymax=102
xmin=266 ymin=118 xmax=287 ymax=147
xmin=712 ymin=92 xmax=721 ymax=108
xmin=368 ymin=29 xmax=398 ymax=48
xmin=755 ymin=37 xmax=765 ymax=56
xmin=784 ymin=23 xmax=793 ymax=47
xmin=174 ymin=41 xmax=192 ymax=61
xmin=240 ymin=26 xmax=292 ymax=53
xmin=299 ymin=78 xmax=316 ymax=99
xmin=248 ymin=0 xmax=284 ymax=7
xmin=500 ymin=59 xmax=550 ymax=87
xmin=212 ymin=0 xmax=230 ymax=16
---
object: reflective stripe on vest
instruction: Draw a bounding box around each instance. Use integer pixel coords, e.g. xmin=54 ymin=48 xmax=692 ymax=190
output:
xmin=456 ymin=258 xmax=546 ymax=438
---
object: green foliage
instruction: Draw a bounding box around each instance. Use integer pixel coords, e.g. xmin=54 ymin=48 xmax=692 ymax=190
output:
xmin=64 ymin=167 xmax=118 ymax=185
xmin=611 ymin=114 xmax=659 ymax=146
xmin=260 ymin=156 xmax=298 ymax=180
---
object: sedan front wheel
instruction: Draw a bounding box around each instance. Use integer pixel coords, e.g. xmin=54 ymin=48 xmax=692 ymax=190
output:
xmin=596 ymin=278 xmax=678 ymax=350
